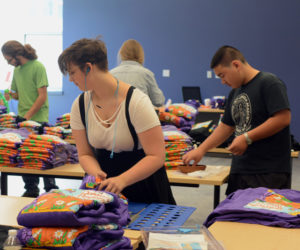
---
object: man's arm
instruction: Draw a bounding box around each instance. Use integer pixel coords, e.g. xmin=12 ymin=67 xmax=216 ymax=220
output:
xmin=182 ymin=122 xmax=235 ymax=165
xmin=23 ymin=86 xmax=47 ymax=120
xmin=228 ymin=109 xmax=291 ymax=155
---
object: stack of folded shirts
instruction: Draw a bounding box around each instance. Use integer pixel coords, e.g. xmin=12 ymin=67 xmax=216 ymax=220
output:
xmin=0 ymin=128 xmax=31 ymax=167
xmin=43 ymin=126 xmax=66 ymax=139
xmin=159 ymin=100 xmax=200 ymax=133
xmin=55 ymin=113 xmax=71 ymax=129
xmin=17 ymin=189 xmax=132 ymax=249
xmin=64 ymin=143 xmax=79 ymax=164
xmin=54 ymin=113 xmax=73 ymax=140
xmin=63 ymin=128 xmax=74 ymax=141
xmin=0 ymin=113 xmax=18 ymax=129
xmin=0 ymin=104 xmax=7 ymax=114
xmin=18 ymin=120 xmax=43 ymax=134
xmin=204 ymin=187 xmax=300 ymax=228
xmin=162 ymin=125 xmax=194 ymax=169
xmin=18 ymin=134 xmax=78 ymax=169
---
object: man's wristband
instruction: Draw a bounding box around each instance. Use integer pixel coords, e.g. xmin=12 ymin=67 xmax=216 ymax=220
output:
xmin=244 ymin=132 xmax=252 ymax=145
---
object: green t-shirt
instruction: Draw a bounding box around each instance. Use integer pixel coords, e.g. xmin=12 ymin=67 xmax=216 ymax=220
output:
xmin=11 ymin=60 xmax=49 ymax=122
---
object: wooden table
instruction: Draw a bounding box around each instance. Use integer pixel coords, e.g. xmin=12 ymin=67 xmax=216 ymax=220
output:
xmin=207 ymin=147 xmax=299 ymax=158
xmin=196 ymin=108 xmax=224 ymax=124
xmin=167 ymin=166 xmax=230 ymax=208
xmin=198 ymin=108 xmax=224 ymax=113
xmin=0 ymin=164 xmax=230 ymax=208
xmin=0 ymin=195 xmax=143 ymax=249
xmin=0 ymin=195 xmax=35 ymax=228
xmin=209 ymin=221 xmax=300 ymax=250
xmin=0 ymin=163 xmax=85 ymax=195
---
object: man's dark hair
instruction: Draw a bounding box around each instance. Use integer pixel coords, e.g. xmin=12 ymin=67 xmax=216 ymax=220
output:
xmin=58 ymin=37 xmax=108 ymax=75
xmin=210 ymin=45 xmax=246 ymax=69
xmin=1 ymin=40 xmax=37 ymax=60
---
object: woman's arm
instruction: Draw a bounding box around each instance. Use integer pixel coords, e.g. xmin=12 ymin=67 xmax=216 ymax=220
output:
xmin=72 ymin=129 xmax=107 ymax=179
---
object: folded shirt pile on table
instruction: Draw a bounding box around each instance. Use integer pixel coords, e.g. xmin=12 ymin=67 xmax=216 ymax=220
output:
xmin=162 ymin=125 xmax=194 ymax=169
xmin=18 ymin=120 xmax=45 ymax=134
xmin=0 ymin=113 xmax=18 ymax=129
xmin=204 ymin=187 xmax=300 ymax=228
xmin=0 ymin=129 xmax=78 ymax=169
xmin=43 ymin=125 xmax=69 ymax=139
xmin=0 ymin=104 xmax=7 ymax=114
xmin=17 ymin=188 xmax=132 ymax=249
xmin=54 ymin=113 xmax=74 ymax=140
xmin=19 ymin=134 xmax=78 ymax=169
xmin=55 ymin=113 xmax=71 ymax=129
xmin=159 ymin=100 xmax=200 ymax=133
xmin=0 ymin=128 xmax=31 ymax=167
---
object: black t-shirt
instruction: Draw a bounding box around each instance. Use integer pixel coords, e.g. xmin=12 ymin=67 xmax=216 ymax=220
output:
xmin=222 ymin=72 xmax=291 ymax=174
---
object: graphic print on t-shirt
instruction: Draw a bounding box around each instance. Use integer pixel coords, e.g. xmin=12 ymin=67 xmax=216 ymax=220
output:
xmin=231 ymin=93 xmax=252 ymax=136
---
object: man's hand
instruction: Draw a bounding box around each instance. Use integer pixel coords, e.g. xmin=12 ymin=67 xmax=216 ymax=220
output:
xmin=227 ymin=134 xmax=248 ymax=155
xmin=182 ymin=148 xmax=204 ymax=166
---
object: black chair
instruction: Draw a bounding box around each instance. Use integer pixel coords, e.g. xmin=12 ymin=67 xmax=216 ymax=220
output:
xmin=182 ymin=86 xmax=202 ymax=103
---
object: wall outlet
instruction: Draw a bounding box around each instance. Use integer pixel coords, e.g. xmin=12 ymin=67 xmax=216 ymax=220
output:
xmin=206 ymin=70 xmax=212 ymax=78
xmin=162 ymin=69 xmax=170 ymax=77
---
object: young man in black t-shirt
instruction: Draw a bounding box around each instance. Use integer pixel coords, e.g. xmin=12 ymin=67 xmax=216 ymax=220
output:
xmin=183 ymin=45 xmax=291 ymax=195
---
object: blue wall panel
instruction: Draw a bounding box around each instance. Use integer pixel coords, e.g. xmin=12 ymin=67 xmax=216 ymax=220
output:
xmin=49 ymin=0 xmax=300 ymax=140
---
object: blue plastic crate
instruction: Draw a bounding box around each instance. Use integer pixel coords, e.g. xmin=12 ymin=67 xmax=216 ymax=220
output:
xmin=127 ymin=203 xmax=196 ymax=230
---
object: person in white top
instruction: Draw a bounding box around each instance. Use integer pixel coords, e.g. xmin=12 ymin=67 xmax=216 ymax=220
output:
xmin=58 ymin=37 xmax=175 ymax=204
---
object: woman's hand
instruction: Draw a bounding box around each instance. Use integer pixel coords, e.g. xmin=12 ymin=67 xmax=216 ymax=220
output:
xmin=98 ymin=176 xmax=127 ymax=195
xmin=95 ymin=170 xmax=107 ymax=181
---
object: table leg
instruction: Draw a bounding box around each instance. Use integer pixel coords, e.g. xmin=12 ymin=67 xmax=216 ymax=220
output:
xmin=1 ymin=173 xmax=8 ymax=195
xmin=213 ymin=185 xmax=220 ymax=208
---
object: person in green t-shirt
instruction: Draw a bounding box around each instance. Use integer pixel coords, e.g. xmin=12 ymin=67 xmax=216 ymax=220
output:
xmin=1 ymin=40 xmax=59 ymax=197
